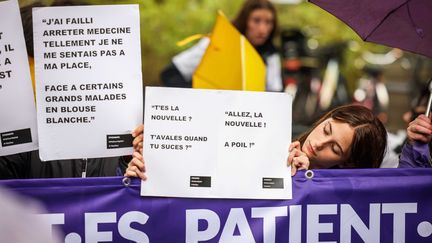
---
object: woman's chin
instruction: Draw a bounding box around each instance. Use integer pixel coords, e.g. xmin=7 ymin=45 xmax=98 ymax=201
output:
xmin=251 ymin=39 xmax=266 ymax=47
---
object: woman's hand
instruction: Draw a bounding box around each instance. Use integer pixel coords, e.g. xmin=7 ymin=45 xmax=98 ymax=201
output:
xmin=132 ymin=124 xmax=144 ymax=155
xmin=407 ymin=114 xmax=432 ymax=144
xmin=124 ymin=124 xmax=146 ymax=180
xmin=124 ymin=151 xmax=147 ymax=180
xmin=287 ymin=141 xmax=310 ymax=176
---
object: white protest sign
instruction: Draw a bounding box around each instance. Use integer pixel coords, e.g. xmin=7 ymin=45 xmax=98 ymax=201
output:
xmin=142 ymin=87 xmax=292 ymax=199
xmin=0 ymin=0 xmax=38 ymax=156
xmin=33 ymin=4 xmax=142 ymax=160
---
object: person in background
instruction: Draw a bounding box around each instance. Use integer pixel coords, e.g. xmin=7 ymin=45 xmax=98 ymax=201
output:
xmin=394 ymin=77 xmax=432 ymax=168
xmin=160 ymin=0 xmax=283 ymax=92
xmin=399 ymin=113 xmax=432 ymax=168
xmin=125 ymin=105 xmax=388 ymax=179
xmin=381 ymin=83 xmax=430 ymax=168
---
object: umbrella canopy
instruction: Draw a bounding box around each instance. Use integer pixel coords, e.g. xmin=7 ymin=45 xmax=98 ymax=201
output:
xmin=309 ymin=0 xmax=432 ymax=58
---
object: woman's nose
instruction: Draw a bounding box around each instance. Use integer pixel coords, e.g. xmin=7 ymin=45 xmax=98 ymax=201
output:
xmin=314 ymin=139 xmax=330 ymax=151
xmin=314 ymin=142 xmax=323 ymax=151
xmin=258 ymin=22 xmax=270 ymax=34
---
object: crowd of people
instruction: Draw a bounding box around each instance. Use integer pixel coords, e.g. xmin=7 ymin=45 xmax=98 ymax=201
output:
xmin=1 ymin=0 xmax=431 ymax=181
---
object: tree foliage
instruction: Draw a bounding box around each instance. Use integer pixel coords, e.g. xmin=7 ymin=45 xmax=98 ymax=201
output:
xmin=19 ymin=0 xmax=393 ymax=87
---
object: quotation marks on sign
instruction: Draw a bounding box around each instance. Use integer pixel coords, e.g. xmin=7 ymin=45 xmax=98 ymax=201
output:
xmin=46 ymin=116 xmax=95 ymax=124
xmin=41 ymin=17 xmax=129 ymax=71
xmin=224 ymin=111 xmax=266 ymax=128
xmin=149 ymin=134 xmax=207 ymax=151
xmin=150 ymin=105 xmax=193 ymax=122
xmin=42 ymin=17 xmax=93 ymax=25
xmin=224 ymin=141 xmax=255 ymax=148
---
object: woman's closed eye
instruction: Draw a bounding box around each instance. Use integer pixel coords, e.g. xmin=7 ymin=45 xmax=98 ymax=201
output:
xmin=323 ymin=121 xmax=331 ymax=135
xmin=324 ymin=122 xmax=343 ymax=156
xmin=332 ymin=143 xmax=342 ymax=156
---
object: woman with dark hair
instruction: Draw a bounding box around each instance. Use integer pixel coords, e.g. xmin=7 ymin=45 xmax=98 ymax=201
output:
xmin=161 ymin=0 xmax=282 ymax=92
xmin=232 ymin=0 xmax=277 ymax=52
xmin=125 ymin=105 xmax=388 ymax=179
xmin=288 ymin=105 xmax=388 ymax=175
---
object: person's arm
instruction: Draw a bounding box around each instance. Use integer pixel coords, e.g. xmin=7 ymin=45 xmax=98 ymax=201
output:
xmin=160 ymin=62 xmax=192 ymax=88
xmin=161 ymin=38 xmax=210 ymax=88
xmin=399 ymin=142 xmax=431 ymax=168
xmin=399 ymin=114 xmax=432 ymax=167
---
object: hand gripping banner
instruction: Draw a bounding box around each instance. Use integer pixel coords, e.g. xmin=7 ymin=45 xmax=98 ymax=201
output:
xmin=1 ymin=168 xmax=431 ymax=243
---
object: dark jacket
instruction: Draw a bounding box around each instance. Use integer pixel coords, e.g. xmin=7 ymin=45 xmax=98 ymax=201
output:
xmin=0 ymin=150 xmax=129 ymax=179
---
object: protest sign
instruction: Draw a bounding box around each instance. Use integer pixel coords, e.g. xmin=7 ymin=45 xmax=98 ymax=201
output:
xmin=1 ymin=169 xmax=432 ymax=243
xmin=0 ymin=0 xmax=38 ymax=156
xmin=32 ymin=4 xmax=142 ymax=160
xmin=142 ymin=87 xmax=292 ymax=199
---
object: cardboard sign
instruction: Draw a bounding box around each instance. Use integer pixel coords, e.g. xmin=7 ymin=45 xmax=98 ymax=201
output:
xmin=33 ymin=4 xmax=143 ymax=160
xmin=0 ymin=0 xmax=38 ymax=156
xmin=142 ymin=87 xmax=292 ymax=199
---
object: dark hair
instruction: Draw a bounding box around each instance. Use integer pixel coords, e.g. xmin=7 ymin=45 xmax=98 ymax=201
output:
xmin=232 ymin=0 xmax=278 ymax=48
xmin=297 ymin=105 xmax=387 ymax=168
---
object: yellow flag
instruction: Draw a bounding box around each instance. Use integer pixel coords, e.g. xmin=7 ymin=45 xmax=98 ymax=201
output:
xmin=192 ymin=12 xmax=266 ymax=91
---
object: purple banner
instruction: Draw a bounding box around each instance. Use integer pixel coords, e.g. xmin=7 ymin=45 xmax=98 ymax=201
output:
xmin=1 ymin=169 xmax=432 ymax=243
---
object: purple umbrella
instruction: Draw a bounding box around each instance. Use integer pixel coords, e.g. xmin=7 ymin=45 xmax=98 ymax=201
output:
xmin=309 ymin=0 xmax=432 ymax=58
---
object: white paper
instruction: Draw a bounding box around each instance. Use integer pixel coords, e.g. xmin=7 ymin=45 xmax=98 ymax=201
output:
xmin=141 ymin=87 xmax=292 ymax=199
xmin=33 ymin=5 xmax=143 ymax=160
xmin=0 ymin=0 xmax=38 ymax=156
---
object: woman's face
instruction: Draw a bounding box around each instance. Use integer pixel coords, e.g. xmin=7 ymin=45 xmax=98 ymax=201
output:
xmin=302 ymin=118 xmax=354 ymax=169
xmin=245 ymin=8 xmax=274 ymax=47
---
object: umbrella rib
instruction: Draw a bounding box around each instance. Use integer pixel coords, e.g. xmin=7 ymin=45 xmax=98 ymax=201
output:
xmin=406 ymin=0 xmax=424 ymax=38
xmin=364 ymin=1 xmax=409 ymax=40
